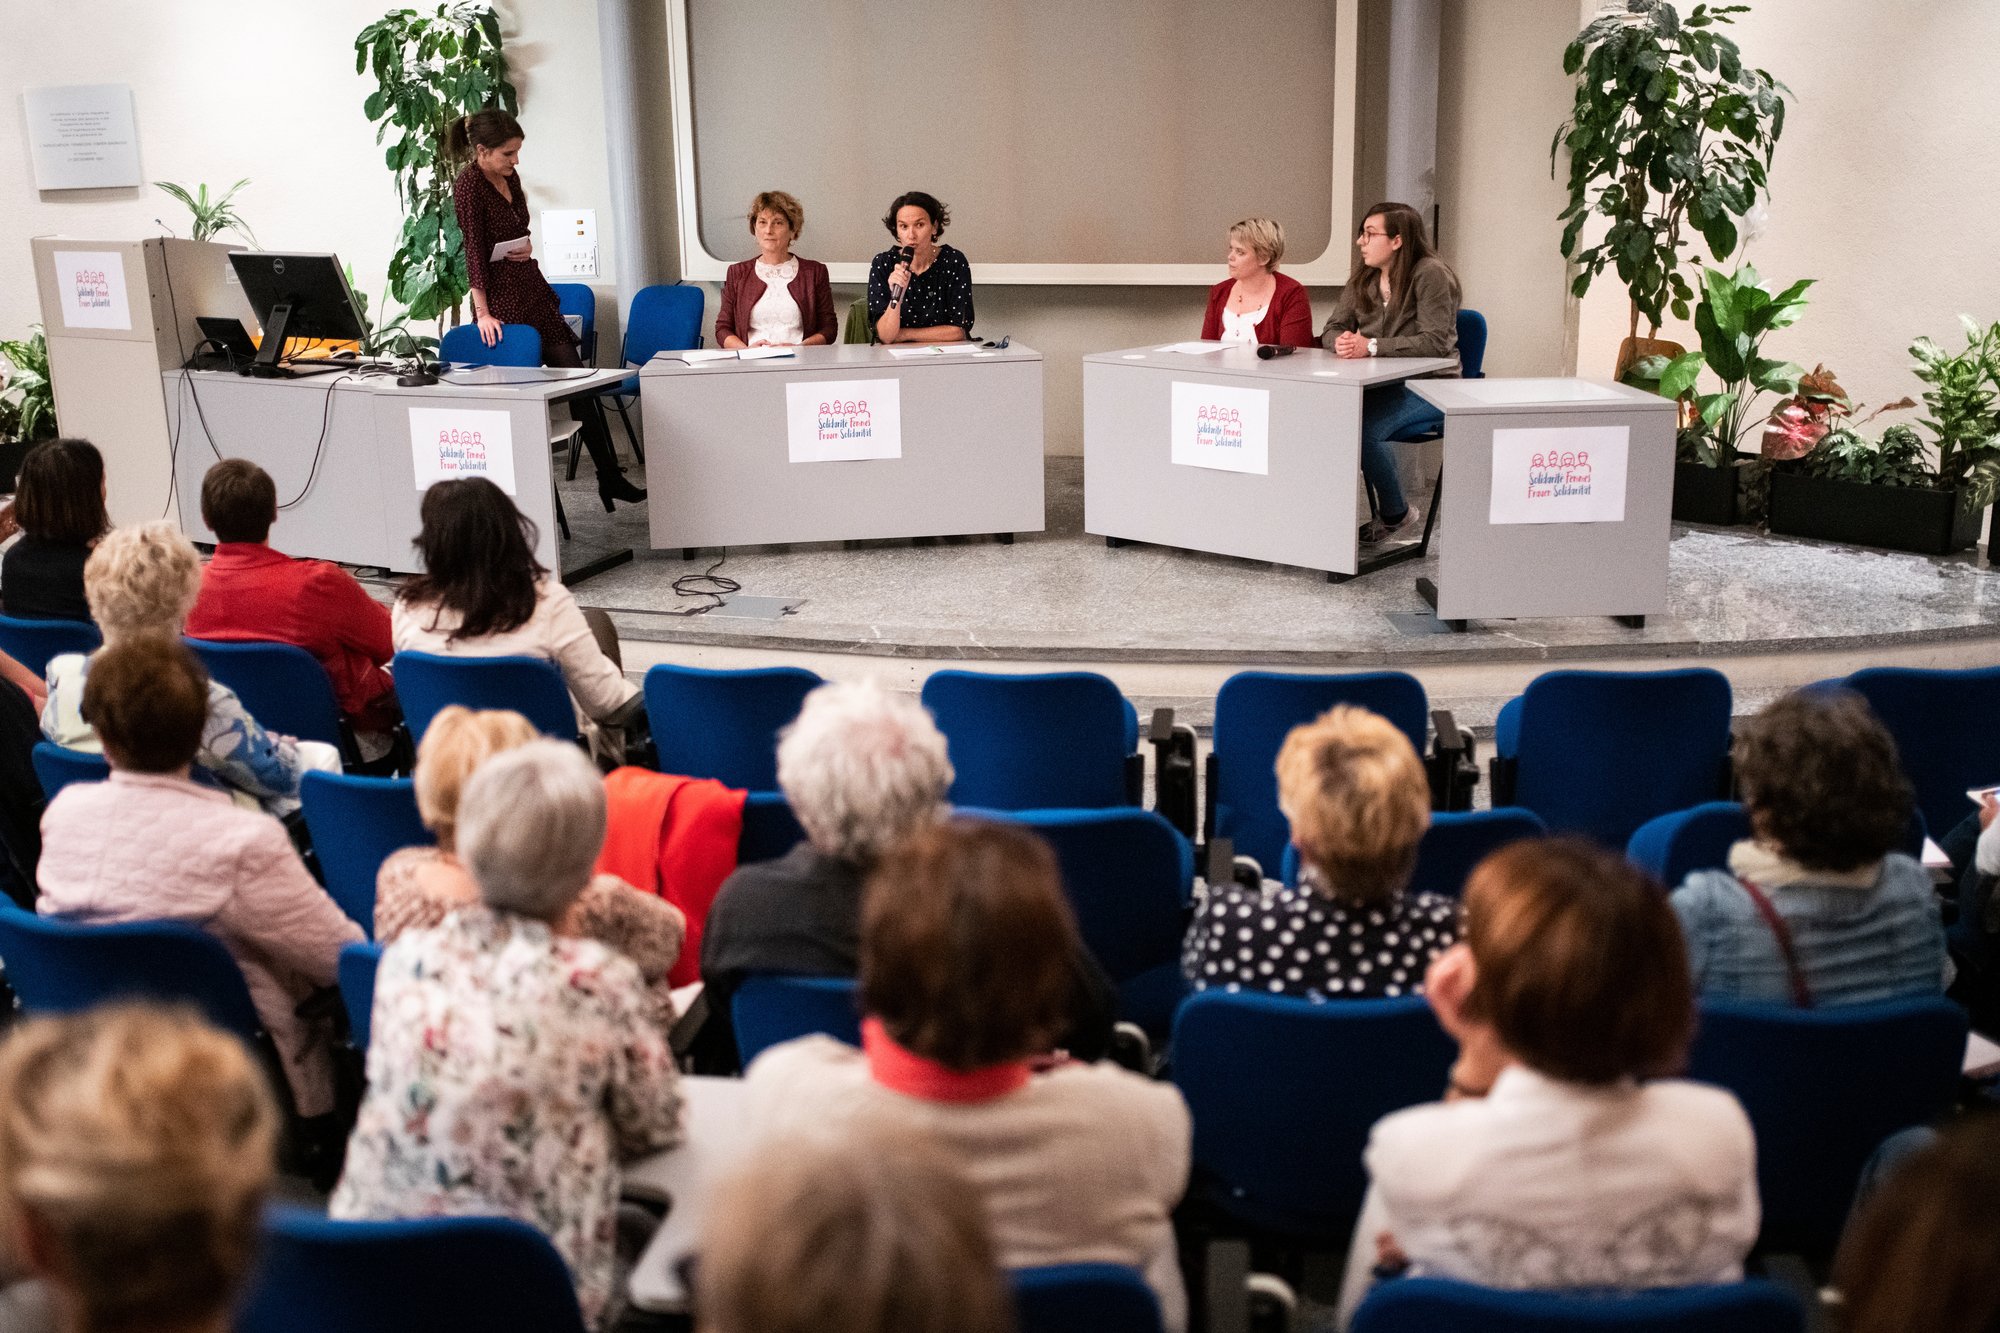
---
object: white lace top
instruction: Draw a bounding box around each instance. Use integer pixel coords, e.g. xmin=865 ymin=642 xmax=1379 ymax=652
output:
xmin=1218 ymin=301 xmax=1268 ymax=345
xmin=747 ymin=257 xmax=804 ymax=346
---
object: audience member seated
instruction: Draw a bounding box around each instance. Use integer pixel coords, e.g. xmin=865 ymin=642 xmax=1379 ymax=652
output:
xmin=332 ymin=741 xmax=683 ymax=1331
xmin=0 ymin=438 xmax=106 ymax=622
xmin=1672 ymin=689 xmax=1947 ymax=1007
xmin=41 ymin=521 xmax=340 ymax=815
xmin=35 ymin=635 xmax=364 ymax=1120
xmin=185 ymin=459 xmax=400 ymax=753
xmin=393 ymin=478 xmax=642 ymax=763
xmin=0 ymin=649 xmax=45 ymax=906
xmin=697 ymin=1126 xmax=1011 ymax=1333
xmin=1833 ymin=1111 xmax=2000 ymax=1333
xmin=1338 ymin=839 xmax=1757 ymax=1325
xmin=743 ymin=820 xmax=1191 ymax=1330
xmin=376 ymin=704 xmax=685 ymax=1028
xmin=1184 ymin=705 xmax=1458 ymax=999
xmin=0 ymin=1005 xmax=279 ymax=1333
xmin=700 ymin=681 xmax=952 ymax=1040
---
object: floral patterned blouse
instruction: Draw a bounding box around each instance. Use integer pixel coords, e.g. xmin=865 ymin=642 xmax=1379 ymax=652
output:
xmin=329 ymin=907 xmax=683 ymax=1328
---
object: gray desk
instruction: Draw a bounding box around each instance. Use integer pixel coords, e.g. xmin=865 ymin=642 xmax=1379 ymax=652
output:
xmin=1409 ymin=377 xmax=1676 ymax=628
xmin=1082 ymin=344 xmax=1457 ymax=578
xmin=639 ymin=345 xmax=1045 ymax=551
xmin=623 ymin=1075 xmax=753 ymax=1315
xmin=162 ymin=366 xmax=629 ymax=578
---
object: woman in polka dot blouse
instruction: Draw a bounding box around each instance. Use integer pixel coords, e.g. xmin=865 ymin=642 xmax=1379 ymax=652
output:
xmin=867 ymin=190 xmax=974 ymax=345
xmin=1182 ymin=705 xmax=1459 ymax=1000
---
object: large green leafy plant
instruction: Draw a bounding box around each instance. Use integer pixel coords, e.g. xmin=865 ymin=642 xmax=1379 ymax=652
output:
xmin=1554 ymin=1 xmax=1788 ymax=340
xmin=0 ymin=329 xmax=56 ymax=445
xmin=1638 ymin=264 xmax=1809 ymax=465
xmin=356 ymin=4 xmax=516 ymax=325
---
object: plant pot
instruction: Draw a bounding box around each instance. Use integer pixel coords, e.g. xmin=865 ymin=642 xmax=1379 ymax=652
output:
xmin=1615 ymin=336 xmax=1686 ymax=382
xmin=1766 ymin=471 xmax=1983 ymax=555
xmin=1673 ymin=457 xmax=1755 ymax=526
xmin=0 ymin=438 xmax=30 ymax=495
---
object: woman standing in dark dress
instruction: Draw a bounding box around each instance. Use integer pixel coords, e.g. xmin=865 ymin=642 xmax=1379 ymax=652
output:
xmin=448 ymin=110 xmax=644 ymax=510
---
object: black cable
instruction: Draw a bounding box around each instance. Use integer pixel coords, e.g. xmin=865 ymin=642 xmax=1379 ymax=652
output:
xmin=661 ymin=553 xmax=739 ymax=616
xmin=276 ymin=372 xmax=354 ymax=510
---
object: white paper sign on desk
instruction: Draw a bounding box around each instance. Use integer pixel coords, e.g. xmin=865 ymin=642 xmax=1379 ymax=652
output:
xmin=786 ymin=379 xmax=902 ymax=462
xmin=1170 ymin=381 xmax=1270 ymax=475
xmin=52 ymin=250 xmax=131 ymax=331
xmin=1488 ymin=425 xmax=1629 ymax=525
xmin=409 ymin=407 xmax=517 ymax=495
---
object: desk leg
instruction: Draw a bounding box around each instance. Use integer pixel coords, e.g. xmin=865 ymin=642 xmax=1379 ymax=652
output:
xmin=1106 ymin=536 xmax=1132 ymax=549
xmin=1415 ymin=577 xmax=1467 ymax=633
xmin=561 ymin=548 xmax=635 ymax=587
xmin=995 ymin=533 xmax=1015 ymax=545
xmin=1614 ymin=613 xmax=1647 ymax=628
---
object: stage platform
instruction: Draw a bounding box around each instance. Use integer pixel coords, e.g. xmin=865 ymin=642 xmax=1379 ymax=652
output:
xmin=364 ymin=455 xmax=2000 ymax=733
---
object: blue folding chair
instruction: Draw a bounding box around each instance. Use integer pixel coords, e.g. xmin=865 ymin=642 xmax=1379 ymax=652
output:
xmin=1491 ymin=668 xmax=1733 ymax=846
xmin=1351 ymin=1278 xmax=1804 ymax=1333
xmin=598 ymin=283 xmax=705 ymax=451
xmin=1626 ymin=801 xmax=1753 ymax=887
xmin=0 ymin=908 xmax=262 ymax=1044
xmin=995 ymin=807 xmax=1194 ymax=1041
xmin=738 ymin=790 xmax=807 ymax=864
xmin=550 ymin=281 xmax=598 ymax=363
xmin=731 ymin=974 xmax=862 ymax=1066
xmin=391 ymin=651 xmax=579 ymax=744
xmin=338 ymin=942 xmax=382 ymax=1052
xmin=645 ymin=663 xmax=823 ymax=791
xmin=30 ymin=742 xmax=109 ymax=801
xmin=1686 ymin=995 xmax=1966 ymax=1256
xmin=922 ymin=669 xmax=1142 ymax=810
xmin=300 ymin=772 xmax=432 ymax=936
xmin=438 ymin=321 xmax=543 ymax=367
xmin=1013 ymin=1264 xmax=1164 ymax=1333
xmin=1208 ymin=670 xmax=1431 ymax=876
xmin=186 ymin=638 xmax=350 ymax=754
xmin=237 ymin=1207 xmax=588 ymax=1333
xmin=1281 ymin=807 xmax=1547 ymax=899
xmin=0 ymin=614 xmax=99 ymax=677
xmin=1384 ymin=308 xmax=1490 ymax=440
xmin=1171 ymin=990 xmax=1455 ymax=1239
xmin=1841 ymin=665 xmax=2000 ymax=847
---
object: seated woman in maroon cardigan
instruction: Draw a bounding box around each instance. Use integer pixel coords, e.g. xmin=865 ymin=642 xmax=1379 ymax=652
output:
xmin=1199 ymin=217 xmax=1314 ymax=348
xmin=716 ymin=191 xmax=837 ymax=350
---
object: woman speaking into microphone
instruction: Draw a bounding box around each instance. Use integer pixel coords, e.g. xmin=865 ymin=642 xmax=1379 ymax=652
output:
xmin=867 ymin=191 xmax=974 ymax=344
xmin=448 ymin=109 xmax=643 ymax=509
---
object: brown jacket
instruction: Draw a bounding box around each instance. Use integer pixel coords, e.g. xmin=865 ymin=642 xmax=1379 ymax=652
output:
xmin=1320 ymin=254 xmax=1461 ymax=373
xmin=715 ymin=257 xmax=838 ymax=346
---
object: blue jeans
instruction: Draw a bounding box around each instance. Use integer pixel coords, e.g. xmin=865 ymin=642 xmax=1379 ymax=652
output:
xmin=1361 ymin=384 xmax=1444 ymax=521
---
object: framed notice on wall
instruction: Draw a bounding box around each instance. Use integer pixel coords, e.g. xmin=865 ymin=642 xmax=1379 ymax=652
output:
xmin=23 ymin=84 xmax=141 ymax=190
xmin=1488 ymin=425 xmax=1630 ymax=525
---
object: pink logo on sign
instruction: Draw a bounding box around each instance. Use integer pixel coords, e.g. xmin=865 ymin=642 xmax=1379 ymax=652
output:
xmin=1526 ymin=449 xmax=1594 ymax=501
xmin=73 ymin=270 xmax=112 ymax=309
xmin=435 ymin=427 xmax=489 ymax=474
xmin=1194 ymin=403 xmax=1246 ymax=449
xmin=817 ymin=397 xmax=874 ymax=442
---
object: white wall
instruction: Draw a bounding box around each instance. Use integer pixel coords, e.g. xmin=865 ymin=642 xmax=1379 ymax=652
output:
xmin=2 ymin=1 xmax=618 ymax=344
xmin=1570 ymin=0 xmax=2000 ymax=414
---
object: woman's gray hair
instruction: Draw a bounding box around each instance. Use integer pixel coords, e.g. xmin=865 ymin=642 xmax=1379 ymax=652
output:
xmin=776 ymin=681 xmax=953 ymax=864
xmin=457 ymin=740 xmax=606 ymax=921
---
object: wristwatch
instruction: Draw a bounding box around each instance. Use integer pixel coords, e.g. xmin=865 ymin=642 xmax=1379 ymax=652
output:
xmin=1367 ymin=337 xmax=1379 ymax=357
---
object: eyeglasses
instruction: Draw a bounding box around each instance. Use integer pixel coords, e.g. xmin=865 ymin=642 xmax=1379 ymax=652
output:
xmin=1357 ymin=228 xmax=1388 ymax=241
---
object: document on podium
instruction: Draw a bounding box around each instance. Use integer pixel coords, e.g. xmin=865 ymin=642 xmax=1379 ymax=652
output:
xmin=1159 ymin=341 xmax=1227 ymax=354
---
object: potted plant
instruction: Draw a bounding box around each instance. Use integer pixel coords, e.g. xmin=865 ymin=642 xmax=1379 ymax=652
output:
xmin=1553 ymin=0 xmax=1789 ymax=377
xmin=1769 ymin=318 xmax=2000 ymax=554
xmin=0 ymin=328 xmax=57 ymax=493
xmin=1633 ymin=263 xmax=1810 ymax=524
xmin=154 ymin=179 xmax=260 ymax=246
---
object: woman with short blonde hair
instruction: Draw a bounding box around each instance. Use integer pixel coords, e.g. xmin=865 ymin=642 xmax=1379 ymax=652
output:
xmin=715 ymin=189 xmax=837 ymax=349
xmin=0 ymin=1004 xmax=279 ymax=1333
xmin=1199 ymin=215 xmax=1314 ymax=348
xmin=39 ymin=521 xmax=339 ymax=813
xmin=374 ymin=705 xmax=684 ymax=1027
xmin=1183 ymin=705 xmax=1457 ymax=1000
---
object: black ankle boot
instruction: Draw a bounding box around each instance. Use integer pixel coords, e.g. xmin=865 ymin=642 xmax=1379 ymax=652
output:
xmin=598 ymin=470 xmax=647 ymax=510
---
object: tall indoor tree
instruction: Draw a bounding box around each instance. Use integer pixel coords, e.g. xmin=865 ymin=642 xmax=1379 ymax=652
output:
xmin=1553 ymin=1 xmax=1788 ymax=366
xmin=355 ymin=4 xmax=517 ymax=327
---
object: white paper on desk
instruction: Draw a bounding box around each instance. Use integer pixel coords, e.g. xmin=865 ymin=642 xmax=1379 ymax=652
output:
xmin=1159 ymin=341 xmax=1227 ymax=354
xmin=931 ymin=343 xmax=979 ymax=354
xmin=51 ymin=249 xmax=131 ymax=331
xmin=489 ymin=235 xmax=532 ymax=263
xmin=678 ymin=349 xmax=738 ymax=364
xmin=1488 ymin=425 xmax=1629 ymax=525
xmin=888 ymin=346 xmax=940 ymax=358
xmin=736 ymin=346 xmax=795 ymax=361
xmin=787 ymin=379 xmax=901 ymax=462
xmin=409 ymin=407 xmax=516 ymax=495
xmin=1170 ymin=380 xmax=1270 ymax=475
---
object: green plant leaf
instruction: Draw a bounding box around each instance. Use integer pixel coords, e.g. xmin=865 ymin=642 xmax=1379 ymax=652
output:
xmin=1659 ymin=351 xmax=1707 ymax=399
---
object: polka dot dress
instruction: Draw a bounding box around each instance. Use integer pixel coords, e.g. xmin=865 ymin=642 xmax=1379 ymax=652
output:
xmin=866 ymin=243 xmax=975 ymax=336
xmin=1181 ymin=866 xmax=1460 ymax=1001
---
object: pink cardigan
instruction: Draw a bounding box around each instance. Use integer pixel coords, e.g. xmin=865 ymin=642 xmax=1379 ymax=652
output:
xmin=37 ymin=771 xmax=364 ymax=1116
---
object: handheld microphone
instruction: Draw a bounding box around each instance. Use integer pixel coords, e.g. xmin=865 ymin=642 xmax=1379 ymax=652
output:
xmin=1256 ymin=344 xmax=1298 ymax=360
xmin=888 ymin=245 xmax=914 ymax=310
